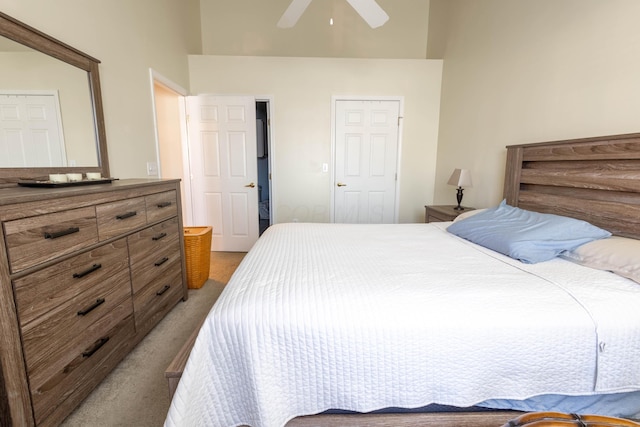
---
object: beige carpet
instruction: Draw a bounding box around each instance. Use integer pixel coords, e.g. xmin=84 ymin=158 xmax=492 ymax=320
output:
xmin=61 ymin=251 xmax=245 ymax=427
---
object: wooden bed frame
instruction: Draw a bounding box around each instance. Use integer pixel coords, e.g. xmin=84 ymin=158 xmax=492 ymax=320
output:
xmin=166 ymin=132 xmax=640 ymax=427
xmin=504 ymin=132 xmax=640 ymax=240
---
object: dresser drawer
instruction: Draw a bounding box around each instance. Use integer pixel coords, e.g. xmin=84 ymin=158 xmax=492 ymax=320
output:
xmin=19 ymin=266 xmax=132 ymax=395
xmin=128 ymin=219 xmax=181 ymax=296
xmin=96 ymin=197 xmax=147 ymax=240
xmin=30 ymin=313 xmax=135 ymax=426
xmin=130 ymin=242 xmax=182 ymax=295
xmin=3 ymin=206 xmax=98 ymax=273
xmin=13 ymin=238 xmax=130 ymax=327
xmin=127 ymin=217 xmax=180 ymax=265
xmin=145 ymin=190 xmax=178 ymax=224
xmin=133 ymin=267 xmax=183 ymax=334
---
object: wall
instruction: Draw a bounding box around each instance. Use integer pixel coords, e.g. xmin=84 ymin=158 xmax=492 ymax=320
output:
xmin=0 ymin=0 xmax=197 ymax=178
xmin=432 ymin=0 xmax=640 ymax=209
xmin=199 ymin=0 xmax=430 ymax=59
xmin=189 ymin=55 xmax=442 ymax=223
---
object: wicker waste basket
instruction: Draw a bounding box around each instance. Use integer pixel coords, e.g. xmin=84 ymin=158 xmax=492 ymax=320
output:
xmin=183 ymin=226 xmax=212 ymax=289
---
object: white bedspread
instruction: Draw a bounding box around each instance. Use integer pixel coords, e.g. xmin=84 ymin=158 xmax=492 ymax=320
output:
xmin=165 ymin=223 xmax=640 ymax=427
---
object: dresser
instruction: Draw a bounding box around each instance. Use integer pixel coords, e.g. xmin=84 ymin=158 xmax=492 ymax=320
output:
xmin=0 ymin=179 xmax=188 ymax=427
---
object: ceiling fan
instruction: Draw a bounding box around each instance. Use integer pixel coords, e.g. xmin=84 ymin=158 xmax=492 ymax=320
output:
xmin=277 ymin=0 xmax=389 ymax=29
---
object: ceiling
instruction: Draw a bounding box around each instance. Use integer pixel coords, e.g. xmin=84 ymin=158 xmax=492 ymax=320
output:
xmin=197 ymin=0 xmax=431 ymax=59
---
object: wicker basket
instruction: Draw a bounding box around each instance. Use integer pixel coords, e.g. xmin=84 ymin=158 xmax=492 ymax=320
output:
xmin=183 ymin=226 xmax=212 ymax=289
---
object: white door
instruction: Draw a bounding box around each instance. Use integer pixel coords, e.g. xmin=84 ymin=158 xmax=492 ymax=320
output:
xmin=334 ymin=99 xmax=400 ymax=223
xmin=0 ymin=92 xmax=66 ymax=167
xmin=187 ymin=95 xmax=259 ymax=252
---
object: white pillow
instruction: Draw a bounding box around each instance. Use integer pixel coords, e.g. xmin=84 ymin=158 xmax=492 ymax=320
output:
xmin=561 ymin=236 xmax=640 ymax=284
xmin=452 ymin=208 xmax=487 ymax=222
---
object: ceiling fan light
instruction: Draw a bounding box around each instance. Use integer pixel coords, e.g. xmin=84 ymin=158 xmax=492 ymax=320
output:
xmin=277 ymin=0 xmax=389 ymax=29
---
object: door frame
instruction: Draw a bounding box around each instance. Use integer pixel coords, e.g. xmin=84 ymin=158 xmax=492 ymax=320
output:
xmin=149 ymin=69 xmax=191 ymax=222
xmin=330 ymin=95 xmax=404 ymax=223
xmin=150 ymin=81 xmax=276 ymax=234
xmin=182 ymin=93 xmax=275 ymax=246
xmin=256 ymin=95 xmax=276 ymax=226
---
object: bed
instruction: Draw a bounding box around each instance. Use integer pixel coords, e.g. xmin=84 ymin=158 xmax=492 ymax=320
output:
xmin=165 ymin=133 xmax=640 ymax=427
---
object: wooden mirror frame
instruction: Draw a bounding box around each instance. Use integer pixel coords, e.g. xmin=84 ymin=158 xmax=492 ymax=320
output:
xmin=0 ymin=11 xmax=109 ymax=185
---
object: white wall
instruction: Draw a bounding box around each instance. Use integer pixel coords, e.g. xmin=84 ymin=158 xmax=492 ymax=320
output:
xmin=189 ymin=55 xmax=442 ymax=223
xmin=198 ymin=0 xmax=430 ymax=59
xmin=433 ymin=0 xmax=640 ymax=209
xmin=0 ymin=0 xmax=196 ymax=178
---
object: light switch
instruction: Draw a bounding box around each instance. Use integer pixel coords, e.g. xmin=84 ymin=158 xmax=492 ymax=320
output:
xmin=322 ymin=163 xmax=329 ymax=173
xmin=147 ymin=161 xmax=158 ymax=176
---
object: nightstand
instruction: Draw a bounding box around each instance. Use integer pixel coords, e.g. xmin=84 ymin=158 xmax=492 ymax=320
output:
xmin=424 ymin=205 xmax=475 ymax=223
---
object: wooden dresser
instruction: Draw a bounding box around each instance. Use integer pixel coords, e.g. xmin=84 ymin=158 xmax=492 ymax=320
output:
xmin=0 ymin=179 xmax=188 ymax=427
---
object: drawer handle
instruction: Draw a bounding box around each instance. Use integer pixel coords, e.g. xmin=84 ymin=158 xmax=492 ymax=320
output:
xmin=116 ymin=211 xmax=137 ymax=220
xmin=152 ymin=232 xmax=167 ymax=241
xmin=73 ymin=263 xmax=102 ymax=279
xmin=77 ymin=298 xmax=106 ymax=316
xmin=82 ymin=337 xmax=109 ymax=358
xmin=156 ymin=201 xmax=172 ymax=208
xmin=156 ymin=285 xmax=171 ymax=296
xmin=44 ymin=227 xmax=80 ymax=239
xmin=154 ymin=257 xmax=169 ymax=267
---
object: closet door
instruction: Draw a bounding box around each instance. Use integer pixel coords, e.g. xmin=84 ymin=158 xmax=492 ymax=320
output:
xmin=334 ymin=99 xmax=401 ymax=224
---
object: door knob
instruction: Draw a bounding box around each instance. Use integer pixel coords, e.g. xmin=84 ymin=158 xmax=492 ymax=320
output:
xmin=337 ymin=182 xmax=347 ymax=187
xmin=245 ymin=182 xmax=256 ymax=188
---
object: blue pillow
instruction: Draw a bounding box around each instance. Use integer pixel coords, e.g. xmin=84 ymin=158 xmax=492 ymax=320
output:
xmin=446 ymin=200 xmax=611 ymax=264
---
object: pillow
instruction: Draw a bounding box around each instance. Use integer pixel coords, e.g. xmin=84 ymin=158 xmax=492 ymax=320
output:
xmin=452 ymin=208 xmax=487 ymax=222
xmin=446 ymin=200 xmax=611 ymax=264
xmin=560 ymin=236 xmax=640 ymax=284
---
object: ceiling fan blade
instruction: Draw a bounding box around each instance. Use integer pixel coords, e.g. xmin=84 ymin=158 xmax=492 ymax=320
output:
xmin=345 ymin=0 xmax=389 ymax=28
xmin=277 ymin=0 xmax=313 ymax=28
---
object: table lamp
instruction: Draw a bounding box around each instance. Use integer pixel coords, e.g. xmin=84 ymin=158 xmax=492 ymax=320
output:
xmin=447 ymin=168 xmax=472 ymax=210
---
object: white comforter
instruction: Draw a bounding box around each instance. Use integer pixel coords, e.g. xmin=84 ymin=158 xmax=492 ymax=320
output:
xmin=165 ymin=223 xmax=640 ymax=427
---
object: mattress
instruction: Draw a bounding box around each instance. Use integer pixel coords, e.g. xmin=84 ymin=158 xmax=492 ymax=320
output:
xmin=165 ymin=222 xmax=640 ymax=427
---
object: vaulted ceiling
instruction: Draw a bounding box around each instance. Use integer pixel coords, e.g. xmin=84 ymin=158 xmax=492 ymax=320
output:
xmin=197 ymin=0 xmax=431 ymax=58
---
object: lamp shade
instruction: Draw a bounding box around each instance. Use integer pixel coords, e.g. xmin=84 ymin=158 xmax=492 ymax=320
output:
xmin=447 ymin=169 xmax=473 ymax=188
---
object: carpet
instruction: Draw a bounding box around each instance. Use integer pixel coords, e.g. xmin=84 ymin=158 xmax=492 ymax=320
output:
xmin=60 ymin=251 xmax=244 ymax=427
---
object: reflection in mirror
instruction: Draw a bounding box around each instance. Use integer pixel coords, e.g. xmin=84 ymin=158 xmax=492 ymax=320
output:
xmin=0 ymin=36 xmax=98 ymax=168
xmin=0 ymin=11 xmax=109 ymax=185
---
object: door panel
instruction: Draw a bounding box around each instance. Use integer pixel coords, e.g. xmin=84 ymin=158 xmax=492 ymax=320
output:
xmin=202 ymin=132 xmax=220 ymax=176
xmin=228 ymin=132 xmax=248 ymax=176
xmin=334 ymin=99 xmax=400 ymax=224
xmin=204 ymin=193 xmax=224 ymax=237
xmin=0 ymin=93 xmax=65 ymax=167
xmin=187 ymin=95 xmax=258 ymax=252
xmin=230 ymin=193 xmax=250 ymax=235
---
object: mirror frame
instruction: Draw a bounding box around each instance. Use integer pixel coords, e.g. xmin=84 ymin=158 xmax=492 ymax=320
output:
xmin=0 ymin=11 xmax=109 ymax=185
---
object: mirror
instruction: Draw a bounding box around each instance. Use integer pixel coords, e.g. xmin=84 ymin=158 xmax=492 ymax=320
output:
xmin=0 ymin=37 xmax=98 ymax=169
xmin=0 ymin=11 xmax=109 ymax=184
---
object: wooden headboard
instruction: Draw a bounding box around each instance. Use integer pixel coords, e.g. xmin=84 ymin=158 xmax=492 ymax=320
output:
xmin=503 ymin=132 xmax=640 ymax=240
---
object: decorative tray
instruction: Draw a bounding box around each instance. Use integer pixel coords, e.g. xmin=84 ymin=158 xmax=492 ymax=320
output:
xmin=17 ymin=177 xmax=118 ymax=188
